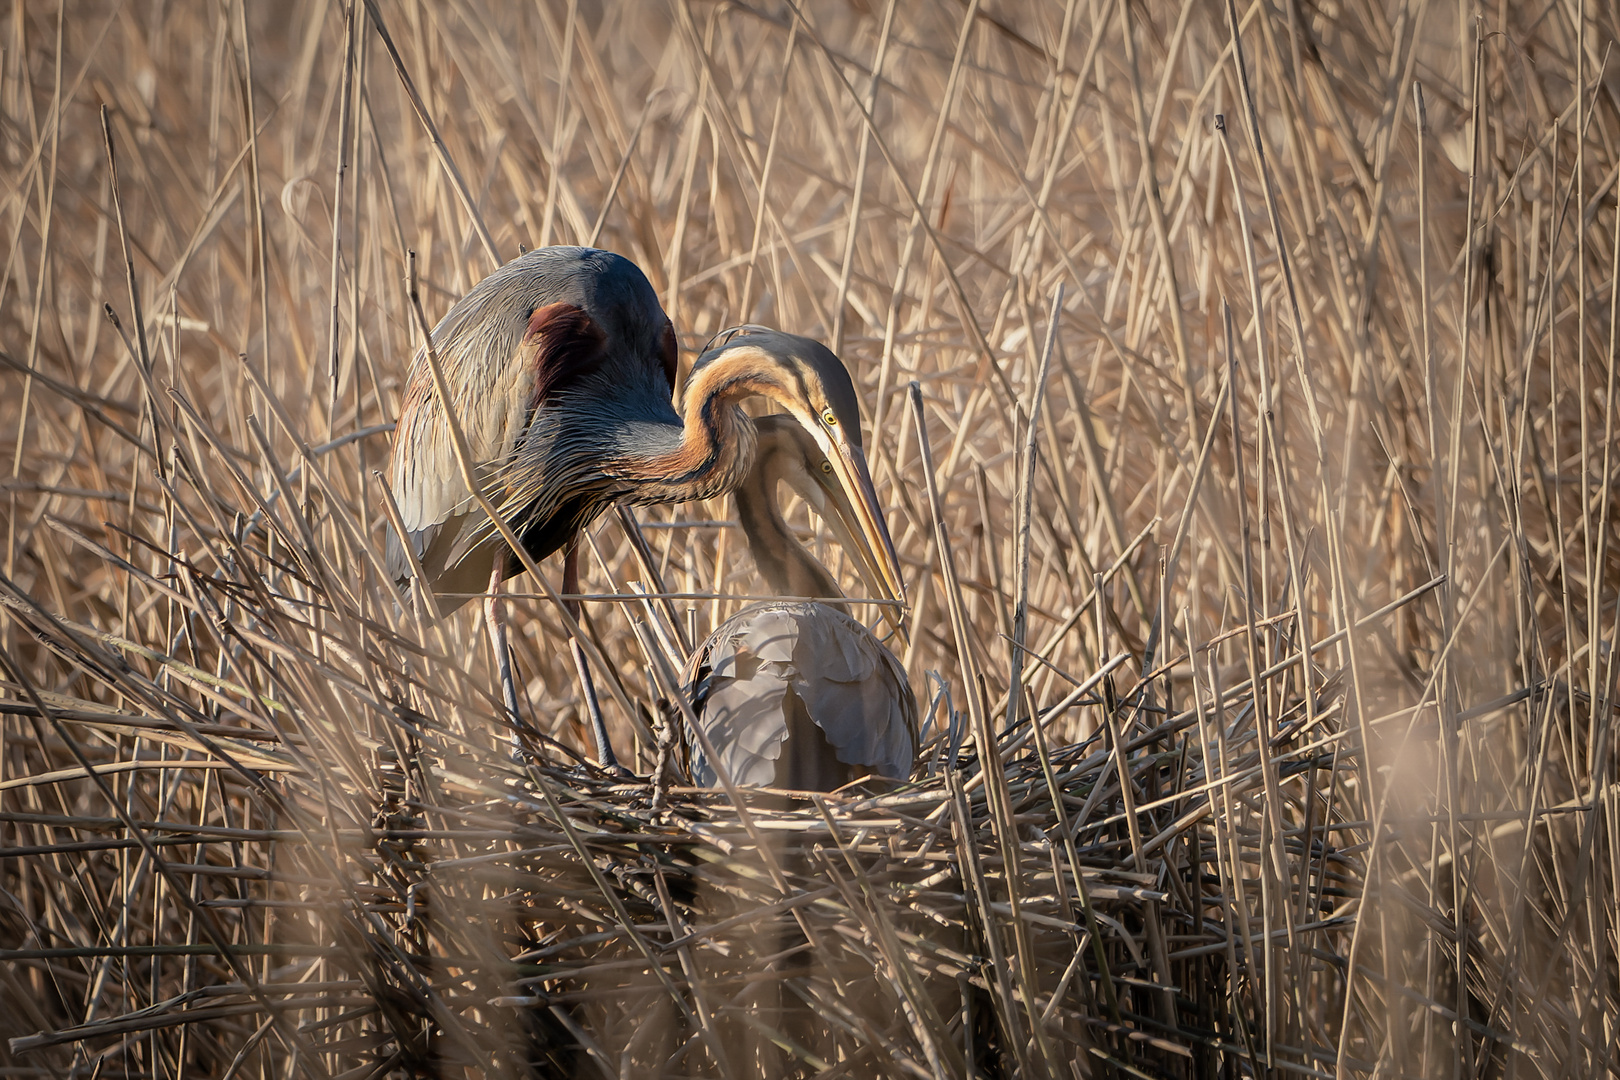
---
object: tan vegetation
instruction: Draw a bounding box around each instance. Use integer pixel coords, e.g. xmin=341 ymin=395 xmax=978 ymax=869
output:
xmin=1 ymin=0 xmax=1617 ymax=1076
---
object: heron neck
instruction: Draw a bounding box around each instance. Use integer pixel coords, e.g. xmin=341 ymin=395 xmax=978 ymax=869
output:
xmin=733 ymin=457 xmax=847 ymax=611
xmin=611 ymin=361 xmax=764 ymax=505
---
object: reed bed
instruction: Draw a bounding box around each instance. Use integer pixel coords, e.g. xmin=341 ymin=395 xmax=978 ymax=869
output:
xmin=2 ymin=1 xmax=1616 ymax=1076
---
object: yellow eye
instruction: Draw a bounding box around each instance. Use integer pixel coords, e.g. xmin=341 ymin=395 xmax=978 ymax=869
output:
xmin=821 ymin=409 xmax=837 ymax=426
xmin=820 ymin=460 xmax=833 ymax=474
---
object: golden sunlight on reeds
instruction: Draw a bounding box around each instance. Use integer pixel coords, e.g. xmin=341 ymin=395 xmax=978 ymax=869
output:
xmin=1 ymin=1 xmax=1617 ymax=1077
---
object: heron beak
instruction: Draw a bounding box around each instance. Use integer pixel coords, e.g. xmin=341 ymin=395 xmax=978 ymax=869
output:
xmin=817 ymin=440 xmax=909 ymax=646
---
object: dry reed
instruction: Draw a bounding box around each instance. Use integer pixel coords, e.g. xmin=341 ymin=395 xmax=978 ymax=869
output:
xmin=1 ymin=1 xmax=1617 ymax=1077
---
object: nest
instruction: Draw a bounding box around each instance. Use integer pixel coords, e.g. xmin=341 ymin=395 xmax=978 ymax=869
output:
xmin=0 ymin=515 xmax=1364 ymax=1077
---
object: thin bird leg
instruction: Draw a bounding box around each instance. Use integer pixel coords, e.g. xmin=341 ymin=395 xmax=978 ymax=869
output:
xmin=563 ymin=539 xmax=620 ymax=772
xmin=485 ymin=561 xmax=526 ymax=749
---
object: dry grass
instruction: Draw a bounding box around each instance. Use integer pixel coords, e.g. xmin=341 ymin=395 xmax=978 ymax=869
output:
xmin=2 ymin=0 xmax=1618 ymax=1076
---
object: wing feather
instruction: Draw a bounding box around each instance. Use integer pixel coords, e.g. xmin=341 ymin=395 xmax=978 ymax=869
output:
xmin=685 ymin=602 xmax=916 ymax=790
xmin=387 ymin=300 xmax=608 ymax=608
xmin=385 ymin=246 xmax=679 ymax=613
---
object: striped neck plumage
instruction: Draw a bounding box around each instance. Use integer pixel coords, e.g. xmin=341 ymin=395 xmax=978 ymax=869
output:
xmin=732 ymin=439 xmax=845 ymax=609
xmin=607 ymin=349 xmax=793 ymax=506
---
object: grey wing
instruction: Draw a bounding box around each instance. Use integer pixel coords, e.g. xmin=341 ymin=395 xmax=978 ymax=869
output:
xmin=685 ymin=604 xmax=800 ymax=787
xmin=685 ymin=603 xmax=916 ymax=789
xmin=787 ymin=604 xmax=917 ymax=781
xmin=387 ymin=248 xmax=633 ymax=603
xmin=387 ymin=318 xmax=539 ymax=606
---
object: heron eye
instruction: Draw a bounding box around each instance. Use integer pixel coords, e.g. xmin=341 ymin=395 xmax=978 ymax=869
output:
xmin=821 ymin=409 xmax=837 ymax=426
xmin=820 ymin=460 xmax=833 ymax=474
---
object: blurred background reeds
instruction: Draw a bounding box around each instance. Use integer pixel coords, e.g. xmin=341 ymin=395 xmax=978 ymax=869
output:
xmin=1 ymin=0 xmax=1617 ymax=1076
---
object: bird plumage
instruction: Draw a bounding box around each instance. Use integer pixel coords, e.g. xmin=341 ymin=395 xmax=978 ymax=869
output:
xmin=388 ymin=246 xmax=679 ymax=610
xmin=386 ymin=262 xmax=912 ymax=779
xmin=688 ymin=600 xmax=915 ymax=788
xmin=684 ymin=412 xmax=917 ymax=791
xmin=387 ymin=258 xmax=883 ymax=618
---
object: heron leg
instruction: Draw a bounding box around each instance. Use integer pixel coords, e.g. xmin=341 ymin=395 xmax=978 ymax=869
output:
xmin=563 ymin=540 xmax=621 ymax=773
xmin=485 ymin=562 xmax=526 ymax=751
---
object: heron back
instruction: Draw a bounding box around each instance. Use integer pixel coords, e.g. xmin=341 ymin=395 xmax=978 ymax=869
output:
xmin=685 ymin=601 xmax=916 ymax=791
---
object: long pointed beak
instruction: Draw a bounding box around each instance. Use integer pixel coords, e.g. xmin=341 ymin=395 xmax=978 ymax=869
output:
xmin=819 ymin=440 xmax=909 ymax=646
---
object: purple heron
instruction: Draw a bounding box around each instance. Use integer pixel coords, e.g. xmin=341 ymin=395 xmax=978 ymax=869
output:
xmin=683 ymin=336 xmax=916 ymax=792
xmin=384 ymin=250 xmax=903 ymax=770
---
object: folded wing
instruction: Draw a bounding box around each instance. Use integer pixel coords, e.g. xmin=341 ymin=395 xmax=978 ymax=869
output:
xmin=686 ymin=601 xmax=916 ymax=790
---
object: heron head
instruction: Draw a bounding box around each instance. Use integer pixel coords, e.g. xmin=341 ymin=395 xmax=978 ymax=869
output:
xmin=695 ymin=328 xmax=907 ymax=636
